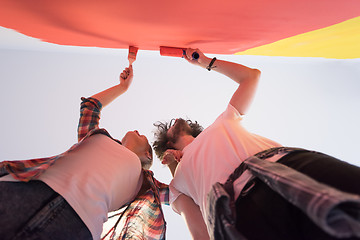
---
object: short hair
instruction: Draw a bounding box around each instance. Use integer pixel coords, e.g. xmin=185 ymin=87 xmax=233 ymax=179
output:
xmin=141 ymin=144 xmax=153 ymax=170
xmin=153 ymin=118 xmax=203 ymax=159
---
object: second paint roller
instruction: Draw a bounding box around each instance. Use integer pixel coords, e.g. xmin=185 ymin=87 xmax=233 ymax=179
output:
xmin=160 ymin=46 xmax=199 ymax=60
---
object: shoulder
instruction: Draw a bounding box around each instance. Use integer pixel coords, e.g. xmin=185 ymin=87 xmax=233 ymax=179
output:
xmin=212 ymin=104 xmax=243 ymax=125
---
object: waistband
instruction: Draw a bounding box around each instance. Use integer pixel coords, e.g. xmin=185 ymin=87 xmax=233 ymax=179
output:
xmin=223 ymin=147 xmax=307 ymax=201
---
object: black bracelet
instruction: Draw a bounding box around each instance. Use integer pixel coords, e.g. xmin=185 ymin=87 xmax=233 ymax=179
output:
xmin=206 ymin=57 xmax=217 ymax=71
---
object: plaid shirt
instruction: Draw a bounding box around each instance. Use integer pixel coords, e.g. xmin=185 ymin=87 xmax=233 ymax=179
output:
xmin=0 ymin=97 xmax=169 ymax=240
xmin=207 ymin=147 xmax=360 ymax=239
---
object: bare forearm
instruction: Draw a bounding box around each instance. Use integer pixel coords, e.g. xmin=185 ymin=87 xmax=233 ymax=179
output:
xmin=91 ymin=84 xmax=128 ymax=108
xmin=185 ymin=48 xmax=261 ymax=115
xmin=167 ymin=161 xmax=178 ymax=176
xmin=198 ymin=56 xmax=261 ymax=85
xmin=91 ymin=66 xmax=133 ymax=108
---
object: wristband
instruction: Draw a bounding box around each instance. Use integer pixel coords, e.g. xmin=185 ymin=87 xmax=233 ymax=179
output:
xmin=206 ymin=57 xmax=217 ymax=71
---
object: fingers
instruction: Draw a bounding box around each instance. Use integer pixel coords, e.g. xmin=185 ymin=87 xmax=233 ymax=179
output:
xmin=120 ymin=66 xmax=133 ymax=80
xmin=161 ymin=157 xmax=170 ymax=165
xmin=120 ymin=72 xmax=127 ymax=80
xmin=126 ymin=64 xmax=133 ymax=73
xmin=162 ymin=151 xmax=174 ymax=165
xmin=170 ymin=149 xmax=183 ymax=161
xmin=183 ymin=48 xmax=197 ymax=61
xmin=124 ymin=67 xmax=130 ymax=75
xmin=161 ymin=149 xmax=183 ymax=165
xmin=184 ymin=48 xmax=207 ymax=65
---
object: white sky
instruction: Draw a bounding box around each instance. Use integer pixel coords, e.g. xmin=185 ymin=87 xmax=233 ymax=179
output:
xmin=1 ymin=27 xmax=360 ymax=239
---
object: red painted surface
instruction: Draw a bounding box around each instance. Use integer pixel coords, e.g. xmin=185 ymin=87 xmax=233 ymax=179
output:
xmin=0 ymin=0 xmax=359 ymax=54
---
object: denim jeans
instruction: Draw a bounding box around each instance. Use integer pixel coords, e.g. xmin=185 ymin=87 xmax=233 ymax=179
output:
xmin=0 ymin=180 xmax=92 ymax=240
xmin=235 ymin=150 xmax=360 ymax=240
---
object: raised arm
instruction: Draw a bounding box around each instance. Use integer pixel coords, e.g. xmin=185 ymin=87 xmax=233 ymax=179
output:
xmin=77 ymin=66 xmax=133 ymax=141
xmin=184 ymin=49 xmax=261 ymax=115
xmin=91 ymin=65 xmax=133 ymax=108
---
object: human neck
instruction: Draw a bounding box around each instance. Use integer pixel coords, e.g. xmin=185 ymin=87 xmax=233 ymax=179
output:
xmin=175 ymin=135 xmax=195 ymax=151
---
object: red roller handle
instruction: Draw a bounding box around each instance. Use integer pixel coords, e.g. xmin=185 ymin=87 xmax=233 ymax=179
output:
xmin=160 ymin=46 xmax=185 ymax=57
xmin=160 ymin=46 xmax=199 ymax=59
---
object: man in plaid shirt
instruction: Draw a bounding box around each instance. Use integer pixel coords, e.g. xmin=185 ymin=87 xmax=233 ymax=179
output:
xmin=0 ymin=65 xmax=169 ymax=240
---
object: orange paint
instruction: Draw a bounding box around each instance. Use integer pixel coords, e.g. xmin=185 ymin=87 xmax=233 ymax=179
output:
xmin=0 ymin=0 xmax=359 ymax=56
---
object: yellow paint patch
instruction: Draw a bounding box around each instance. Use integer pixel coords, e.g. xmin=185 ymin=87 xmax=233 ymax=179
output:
xmin=236 ymin=16 xmax=360 ymax=59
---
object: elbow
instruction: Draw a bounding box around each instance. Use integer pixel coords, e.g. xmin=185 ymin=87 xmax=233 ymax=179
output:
xmin=252 ymin=68 xmax=261 ymax=81
xmin=192 ymin=232 xmax=210 ymax=240
xmin=246 ymin=68 xmax=261 ymax=86
xmin=191 ymin=228 xmax=210 ymax=240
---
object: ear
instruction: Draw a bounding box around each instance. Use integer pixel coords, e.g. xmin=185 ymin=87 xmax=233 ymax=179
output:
xmin=141 ymin=150 xmax=153 ymax=170
xmin=145 ymin=150 xmax=152 ymax=160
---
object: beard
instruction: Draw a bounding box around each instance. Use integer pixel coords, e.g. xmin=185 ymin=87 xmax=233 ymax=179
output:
xmin=168 ymin=118 xmax=192 ymax=145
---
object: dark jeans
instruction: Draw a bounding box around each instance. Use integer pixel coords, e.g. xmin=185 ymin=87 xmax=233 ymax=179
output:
xmin=235 ymin=150 xmax=360 ymax=240
xmin=0 ymin=180 xmax=92 ymax=240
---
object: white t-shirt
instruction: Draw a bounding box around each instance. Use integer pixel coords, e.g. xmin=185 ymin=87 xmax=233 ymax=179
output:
xmin=170 ymin=104 xmax=282 ymax=221
xmin=1 ymin=134 xmax=143 ymax=240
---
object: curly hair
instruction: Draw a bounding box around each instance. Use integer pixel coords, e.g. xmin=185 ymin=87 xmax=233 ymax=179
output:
xmin=153 ymin=118 xmax=203 ymax=159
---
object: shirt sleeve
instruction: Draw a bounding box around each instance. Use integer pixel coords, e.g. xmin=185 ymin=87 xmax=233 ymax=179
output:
xmin=77 ymin=97 xmax=103 ymax=142
xmin=153 ymin=178 xmax=170 ymax=205
xmin=169 ymin=182 xmax=184 ymax=214
xmin=223 ymin=104 xmax=244 ymax=120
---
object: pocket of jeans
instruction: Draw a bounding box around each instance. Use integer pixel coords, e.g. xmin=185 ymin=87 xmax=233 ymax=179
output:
xmin=13 ymin=194 xmax=65 ymax=239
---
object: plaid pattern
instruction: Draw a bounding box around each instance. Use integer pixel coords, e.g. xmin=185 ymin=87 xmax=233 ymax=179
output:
xmin=0 ymin=97 xmax=169 ymax=239
xmin=0 ymin=97 xmax=111 ymax=181
xmin=245 ymin=152 xmax=360 ymax=238
xmin=206 ymin=147 xmax=360 ymax=239
xmin=108 ymin=171 xmax=169 ymax=240
xmin=78 ymin=97 xmax=102 ymax=142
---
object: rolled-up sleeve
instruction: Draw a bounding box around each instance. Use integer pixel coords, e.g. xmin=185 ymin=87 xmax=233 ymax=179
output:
xmin=155 ymin=179 xmax=170 ymax=205
xmin=77 ymin=97 xmax=103 ymax=142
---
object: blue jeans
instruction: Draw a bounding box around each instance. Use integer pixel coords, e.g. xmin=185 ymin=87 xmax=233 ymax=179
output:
xmin=0 ymin=180 xmax=92 ymax=240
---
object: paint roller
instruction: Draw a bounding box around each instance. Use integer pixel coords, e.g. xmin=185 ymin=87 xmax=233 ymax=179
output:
xmin=128 ymin=46 xmax=138 ymax=65
xmin=160 ymin=46 xmax=199 ymax=60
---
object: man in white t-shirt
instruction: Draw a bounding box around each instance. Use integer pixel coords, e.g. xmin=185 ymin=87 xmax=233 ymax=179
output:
xmin=153 ymin=49 xmax=360 ymax=240
xmin=0 ymin=65 xmax=169 ymax=240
